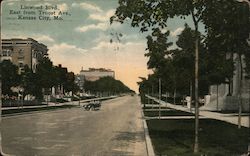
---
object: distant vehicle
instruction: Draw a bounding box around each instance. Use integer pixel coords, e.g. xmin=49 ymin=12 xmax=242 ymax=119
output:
xmin=84 ymin=100 xmax=101 ymax=111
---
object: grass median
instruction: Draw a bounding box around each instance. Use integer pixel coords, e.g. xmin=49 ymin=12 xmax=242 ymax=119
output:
xmin=147 ymin=119 xmax=249 ymax=156
xmin=2 ymin=105 xmax=76 ymax=115
xmin=144 ymin=109 xmax=194 ymax=117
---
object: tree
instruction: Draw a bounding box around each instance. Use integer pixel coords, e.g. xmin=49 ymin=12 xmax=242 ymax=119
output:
xmin=111 ymin=0 xmax=249 ymax=152
xmin=36 ymin=57 xmax=56 ymax=96
xmin=64 ymin=72 xmax=79 ymax=94
xmin=111 ymin=0 xmax=206 ymax=151
xmin=84 ymin=77 xmax=133 ymax=95
xmin=21 ymin=65 xmax=43 ymax=99
xmin=203 ymin=0 xmax=250 ymax=128
xmin=0 ymin=60 xmax=21 ymax=96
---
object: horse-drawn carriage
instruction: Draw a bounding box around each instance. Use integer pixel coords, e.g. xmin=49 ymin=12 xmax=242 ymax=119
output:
xmin=83 ymin=100 xmax=101 ymax=111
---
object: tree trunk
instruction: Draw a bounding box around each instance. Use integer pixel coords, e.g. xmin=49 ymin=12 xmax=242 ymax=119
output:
xmin=158 ymin=78 xmax=161 ymax=119
xmin=165 ymin=92 xmax=168 ymax=107
xmin=238 ymin=53 xmax=242 ymax=129
xmin=146 ymin=89 xmax=149 ymax=108
xmin=151 ymin=85 xmax=154 ymax=108
xmin=173 ymin=88 xmax=176 ymax=105
xmin=194 ymin=22 xmax=199 ymax=153
xmin=190 ymin=80 xmax=192 ymax=111
xmin=216 ymin=84 xmax=219 ymax=111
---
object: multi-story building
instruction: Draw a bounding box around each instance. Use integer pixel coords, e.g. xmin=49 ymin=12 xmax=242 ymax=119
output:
xmin=80 ymin=68 xmax=115 ymax=82
xmin=1 ymin=38 xmax=48 ymax=73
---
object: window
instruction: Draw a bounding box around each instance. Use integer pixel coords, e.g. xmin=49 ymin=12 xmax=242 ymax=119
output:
xmin=2 ymin=49 xmax=11 ymax=56
xmin=18 ymin=62 xmax=24 ymax=68
xmin=18 ymin=49 xmax=24 ymax=55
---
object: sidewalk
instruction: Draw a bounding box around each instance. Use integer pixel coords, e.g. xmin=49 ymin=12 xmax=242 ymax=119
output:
xmin=146 ymin=95 xmax=250 ymax=128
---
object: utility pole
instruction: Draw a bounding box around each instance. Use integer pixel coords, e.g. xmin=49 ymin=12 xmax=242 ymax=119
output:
xmin=158 ymin=78 xmax=161 ymax=119
xmin=0 ymin=1 xmax=4 ymax=155
xmin=193 ymin=16 xmax=200 ymax=153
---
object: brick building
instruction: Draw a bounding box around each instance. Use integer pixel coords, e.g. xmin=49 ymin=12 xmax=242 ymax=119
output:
xmin=1 ymin=38 xmax=48 ymax=73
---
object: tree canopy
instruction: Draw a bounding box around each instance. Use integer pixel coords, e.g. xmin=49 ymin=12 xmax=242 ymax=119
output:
xmin=0 ymin=60 xmax=20 ymax=96
xmin=84 ymin=77 xmax=134 ymax=95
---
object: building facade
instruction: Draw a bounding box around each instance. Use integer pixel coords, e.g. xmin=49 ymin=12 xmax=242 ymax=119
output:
xmin=80 ymin=68 xmax=115 ymax=82
xmin=203 ymin=53 xmax=250 ymax=111
xmin=1 ymin=38 xmax=48 ymax=73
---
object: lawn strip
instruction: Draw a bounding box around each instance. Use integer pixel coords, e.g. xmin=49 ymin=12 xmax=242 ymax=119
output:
xmin=146 ymin=119 xmax=249 ymax=156
xmin=2 ymin=105 xmax=76 ymax=115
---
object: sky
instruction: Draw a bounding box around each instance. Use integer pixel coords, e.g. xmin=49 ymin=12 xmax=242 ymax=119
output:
xmin=1 ymin=0 xmax=199 ymax=92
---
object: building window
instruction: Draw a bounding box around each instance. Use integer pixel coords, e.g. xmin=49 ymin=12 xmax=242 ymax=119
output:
xmin=32 ymin=50 xmax=37 ymax=58
xmin=18 ymin=49 xmax=24 ymax=55
xmin=2 ymin=49 xmax=11 ymax=56
xmin=18 ymin=62 xmax=24 ymax=68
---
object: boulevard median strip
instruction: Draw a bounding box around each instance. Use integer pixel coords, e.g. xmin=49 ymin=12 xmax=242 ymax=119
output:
xmin=2 ymin=105 xmax=75 ymax=116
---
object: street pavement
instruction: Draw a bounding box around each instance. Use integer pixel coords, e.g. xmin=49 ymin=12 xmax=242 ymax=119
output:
xmin=146 ymin=95 xmax=250 ymax=128
xmin=1 ymin=96 xmax=147 ymax=156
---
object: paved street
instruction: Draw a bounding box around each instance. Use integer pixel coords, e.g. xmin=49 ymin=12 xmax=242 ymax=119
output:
xmin=1 ymin=96 xmax=147 ymax=156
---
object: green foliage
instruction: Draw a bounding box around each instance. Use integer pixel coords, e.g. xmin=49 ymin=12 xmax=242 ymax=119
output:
xmin=145 ymin=28 xmax=172 ymax=70
xmin=64 ymin=72 xmax=79 ymax=93
xmin=112 ymin=0 xmax=249 ymax=98
xmin=0 ymin=60 xmax=21 ymax=95
xmin=36 ymin=57 xmax=56 ymax=90
xmin=21 ymin=65 xmax=43 ymax=99
xmin=84 ymin=76 xmax=133 ymax=95
xmin=1 ymin=57 xmax=80 ymax=99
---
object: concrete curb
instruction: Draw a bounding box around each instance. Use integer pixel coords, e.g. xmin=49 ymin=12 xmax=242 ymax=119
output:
xmin=141 ymin=107 xmax=155 ymax=156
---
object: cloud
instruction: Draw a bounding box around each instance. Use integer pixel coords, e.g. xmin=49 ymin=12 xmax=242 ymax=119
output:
xmin=49 ymin=43 xmax=87 ymax=56
xmin=91 ymin=40 xmax=144 ymax=51
xmin=58 ymin=3 xmax=68 ymax=12
xmin=89 ymin=9 xmax=115 ymax=22
xmin=36 ymin=35 xmax=55 ymax=43
xmin=72 ymin=2 xmax=102 ymax=12
xmin=7 ymin=2 xmax=14 ymax=5
xmin=170 ymin=27 xmax=184 ymax=37
xmin=48 ymin=43 xmax=87 ymax=69
xmin=1 ymin=33 xmax=55 ymax=44
xmin=91 ymin=41 xmax=113 ymax=50
xmin=75 ymin=23 xmax=108 ymax=33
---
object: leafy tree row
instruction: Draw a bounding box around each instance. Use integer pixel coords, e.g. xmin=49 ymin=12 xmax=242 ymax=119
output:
xmin=0 ymin=57 xmax=79 ymax=100
xmin=84 ymin=76 xmax=134 ymax=95
xmin=112 ymin=0 xmax=250 ymax=153
xmin=112 ymin=0 xmax=249 ymax=98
